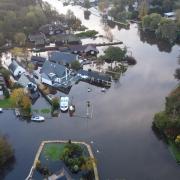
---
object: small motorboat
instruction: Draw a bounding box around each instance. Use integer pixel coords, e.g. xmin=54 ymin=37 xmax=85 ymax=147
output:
xmin=0 ymin=108 xmax=3 ymax=113
xmin=88 ymin=88 xmax=92 ymax=92
xmin=60 ymin=97 xmax=69 ymax=112
xmin=31 ymin=115 xmax=45 ymax=122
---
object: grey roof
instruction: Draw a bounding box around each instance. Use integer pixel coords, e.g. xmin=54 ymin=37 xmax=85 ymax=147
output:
xmin=28 ymin=32 xmax=46 ymax=42
xmin=17 ymin=74 xmax=35 ymax=87
xmin=41 ymin=61 xmax=66 ymax=79
xmin=52 ymin=34 xmax=81 ymax=43
xmin=49 ymin=51 xmax=77 ymax=64
xmin=8 ymin=60 xmax=19 ymax=73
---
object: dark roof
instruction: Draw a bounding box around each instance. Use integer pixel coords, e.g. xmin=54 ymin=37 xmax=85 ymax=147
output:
xmin=8 ymin=60 xmax=19 ymax=73
xmin=49 ymin=51 xmax=77 ymax=64
xmin=39 ymin=23 xmax=64 ymax=35
xmin=31 ymin=56 xmax=46 ymax=62
xmin=41 ymin=61 xmax=66 ymax=79
xmin=78 ymin=69 xmax=111 ymax=82
xmin=69 ymin=44 xmax=99 ymax=53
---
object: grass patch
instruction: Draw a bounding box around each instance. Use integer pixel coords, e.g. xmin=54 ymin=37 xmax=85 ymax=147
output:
xmin=0 ymin=98 xmax=14 ymax=108
xmin=43 ymin=143 xmax=65 ymax=161
xmin=76 ymin=30 xmax=98 ymax=38
xmin=168 ymin=140 xmax=180 ymax=163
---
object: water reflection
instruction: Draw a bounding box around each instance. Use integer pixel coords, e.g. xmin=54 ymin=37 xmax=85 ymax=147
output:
xmin=138 ymin=29 xmax=173 ymax=53
xmin=0 ymin=155 xmax=15 ymax=179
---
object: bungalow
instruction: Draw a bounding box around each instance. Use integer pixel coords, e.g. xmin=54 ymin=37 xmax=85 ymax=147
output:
xmin=39 ymin=23 xmax=65 ymax=36
xmin=48 ymin=51 xmax=78 ymax=66
xmin=31 ymin=56 xmax=46 ymax=67
xmin=41 ymin=61 xmax=71 ymax=87
xmin=8 ymin=60 xmax=26 ymax=77
xmin=69 ymin=44 xmax=99 ymax=56
xmin=28 ymin=32 xmax=47 ymax=47
xmin=51 ymin=34 xmax=81 ymax=46
xmin=78 ymin=69 xmax=111 ymax=87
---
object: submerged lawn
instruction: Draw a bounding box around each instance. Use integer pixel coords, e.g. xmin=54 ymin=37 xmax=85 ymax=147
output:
xmin=0 ymin=98 xmax=14 ymax=108
xmin=43 ymin=143 xmax=66 ymax=161
xmin=168 ymin=140 xmax=180 ymax=163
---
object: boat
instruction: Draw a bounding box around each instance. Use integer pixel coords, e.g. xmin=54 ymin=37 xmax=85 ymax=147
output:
xmin=31 ymin=115 xmax=45 ymax=122
xmin=0 ymin=108 xmax=3 ymax=113
xmin=60 ymin=97 xmax=69 ymax=112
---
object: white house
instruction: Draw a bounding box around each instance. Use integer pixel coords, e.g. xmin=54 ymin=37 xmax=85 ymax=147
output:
xmin=8 ymin=60 xmax=26 ymax=77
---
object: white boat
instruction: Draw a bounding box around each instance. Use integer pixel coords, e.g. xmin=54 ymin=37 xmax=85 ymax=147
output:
xmin=60 ymin=97 xmax=69 ymax=112
xmin=0 ymin=108 xmax=3 ymax=113
xmin=31 ymin=115 xmax=45 ymax=122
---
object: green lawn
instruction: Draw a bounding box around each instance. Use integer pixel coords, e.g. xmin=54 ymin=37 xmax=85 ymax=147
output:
xmin=43 ymin=143 xmax=66 ymax=161
xmin=0 ymin=98 xmax=14 ymax=108
xmin=168 ymin=140 xmax=180 ymax=163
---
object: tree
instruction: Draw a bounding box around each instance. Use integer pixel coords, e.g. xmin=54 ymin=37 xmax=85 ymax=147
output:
xmin=174 ymin=68 xmax=180 ymax=80
xmin=51 ymin=97 xmax=60 ymax=111
xmin=27 ymin=63 xmax=35 ymax=74
xmin=153 ymin=111 xmax=170 ymax=131
xmin=70 ymin=61 xmax=81 ymax=71
xmin=14 ymin=32 xmax=26 ymax=46
xmin=138 ymin=0 xmax=148 ymax=20
xmin=175 ymin=135 xmax=180 ymax=147
xmin=103 ymin=46 xmax=127 ymax=67
xmin=142 ymin=13 xmax=162 ymax=31
xmin=157 ymin=18 xmax=178 ymax=43
xmin=0 ymin=135 xmax=14 ymax=167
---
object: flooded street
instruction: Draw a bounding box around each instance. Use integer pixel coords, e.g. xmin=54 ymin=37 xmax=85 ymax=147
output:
xmin=0 ymin=0 xmax=180 ymax=179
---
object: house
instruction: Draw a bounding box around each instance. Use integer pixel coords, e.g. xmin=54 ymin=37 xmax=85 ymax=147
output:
xmin=78 ymin=69 xmax=111 ymax=87
xmin=8 ymin=60 xmax=26 ymax=77
xmin=39 ymin=23 xmax=65 ymax=36
xmin=69 ymin=44 xmax=99 ymax=56
xmin=41 ymin=61 xmax=71 ymax=87
xmin=164 ymin=12 xmax=176 ymax=20
xmin=51 ymin=34 xmax=81 ymax=46
xmin=48 ymin=51 xmax=78 ymax=66
xmin=28 ymin=32 xmax=47 ymax=47
xmin=0 ymin=73 xmax=7 ymax=99
xmin=17 ymin=74 xmax=39 ymax=101
xmin=31 ymin=55 xmax=46 ymax=67
xmin=48 ymin=168 xmax=72 ymax=180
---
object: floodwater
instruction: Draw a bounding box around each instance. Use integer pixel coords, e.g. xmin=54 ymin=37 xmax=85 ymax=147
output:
xmin=0 ymin=0 xmax=180 ymax=179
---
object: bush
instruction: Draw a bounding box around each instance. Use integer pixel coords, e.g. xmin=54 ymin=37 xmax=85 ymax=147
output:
xmin=76 ymin=30 xmax=98 ymax=38
xmin=71 ymin=61 xmax=81 ymax=71
xmin=51 ymin=97 xmax=60 ymax=112
xmin=124 ymin=56 xmax=137 ymax=65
